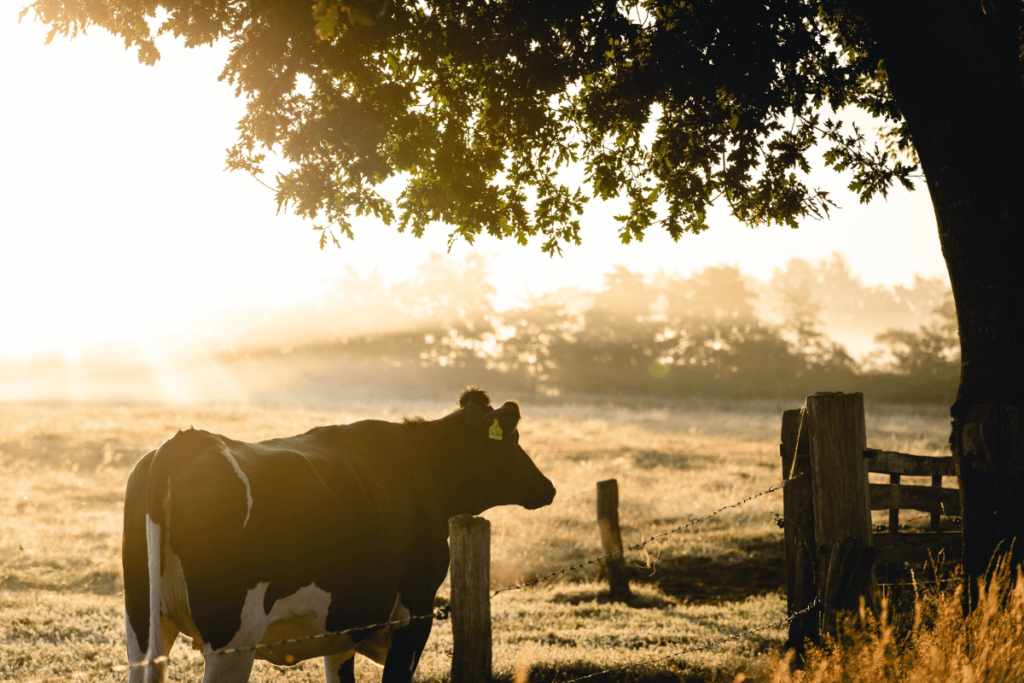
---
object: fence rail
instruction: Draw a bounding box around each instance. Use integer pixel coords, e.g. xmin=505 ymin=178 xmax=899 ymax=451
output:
xmin=863 ymin=448 xmax=956 ymax=476
xmin=869 ymin=483 xmax=960 ymax=516
xmin=781 ymin=391 xmax=962 ymax=651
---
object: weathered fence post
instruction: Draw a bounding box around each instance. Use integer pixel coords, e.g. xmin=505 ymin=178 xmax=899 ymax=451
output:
xmin=889 ymin=473 xmax=901 ymax=535
xmin=887 ymin=472 xmax=900 ymax=584
xmin=597 ymin=479 xmax=632 ymax=602
xmin=804 ymin=392 xmax=878 ymax=636
xmin=930 ymin=475 xmax=943 ymax=532
xmin=821 ymin=537 xmax=876 ymax=634
xmin=450 ymin=515 xmax=491 ymax=683
xmin=780 ymin=409 xmax=819 ymax=653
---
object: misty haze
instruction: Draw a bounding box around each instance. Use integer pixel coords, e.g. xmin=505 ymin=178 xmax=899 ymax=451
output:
xmin=0 ymin=252 xmax=957 ymax=406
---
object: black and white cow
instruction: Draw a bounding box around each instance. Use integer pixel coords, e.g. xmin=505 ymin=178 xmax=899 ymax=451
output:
xmin=122 ymin=388 xmax=555 ymax=683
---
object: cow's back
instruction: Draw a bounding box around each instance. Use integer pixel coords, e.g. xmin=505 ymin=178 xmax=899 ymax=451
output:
xmin=128 ymin=423 xmax=444 ymax=651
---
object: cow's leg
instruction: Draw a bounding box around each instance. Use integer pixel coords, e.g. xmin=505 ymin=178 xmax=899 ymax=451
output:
xmin=200 ymin=647 xmax=257 ymax=683
xmin=381 ymin=618 xmax=432 ymax=683
xmin=125 ymin=609 xmax=147 ymax=683
xmin=128 ymin=616 xmax=177 ymax=683
xmin=324 ymin=651 xmax=355 ymax=683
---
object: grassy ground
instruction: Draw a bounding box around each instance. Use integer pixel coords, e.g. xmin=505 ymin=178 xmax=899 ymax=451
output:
xmin=0 ymin=397 xmax=952 ymax=682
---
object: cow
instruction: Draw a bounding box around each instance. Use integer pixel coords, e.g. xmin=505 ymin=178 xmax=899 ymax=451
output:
xmin=122 ymin=388 xmax=555 ymax=683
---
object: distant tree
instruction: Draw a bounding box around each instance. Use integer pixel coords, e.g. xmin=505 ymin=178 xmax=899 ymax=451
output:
xmin=660 ymin=266 xmax=761 ymax=375
xmin=771 ymin=268 xmax=856 ymax=376
xmin=573 ymin=267 xmax=663 ymax=392
xmin=891 ymin=276 xmax=953 ymax=324
xmin=390 ymin=253 xmax=494 ymax=333
xmin=389 ymin=253 xmax=496 ymax=366
xmin=29 ymin=0 xmax=1024 ymax=606
xmin=760 ymin=254 xmax=953 ymax=343
xmin=663 ymin=265 xmax=758 ymax=325
xmin=319 ymin=254 xmax=496 ymax=368
xmin=658 ymin=265 xmax=851 ymax=395
xmin=874 ymin=295 xmax=960 ymax=378
xmin=494 ymin=296 xmax=579 ymax=392
xmin=584 ymin=266 xmax=659 ymax=335
xmin=774 ymin=267 xmax=824 ymax=348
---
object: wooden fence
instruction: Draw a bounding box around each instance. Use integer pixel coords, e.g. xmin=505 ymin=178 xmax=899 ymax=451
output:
xmin=781 ymin=391 xmax=961 ymax=648
xmin=447 ymin=480 xmax=634 ymax=682
xmin=446 ymin=390 xmax=960 ymax=679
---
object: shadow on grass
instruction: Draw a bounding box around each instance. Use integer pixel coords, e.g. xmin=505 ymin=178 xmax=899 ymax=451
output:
xmin=491 ymin=661 xmax=723 ymax=682
xmin=549 ymin=589 xmax=675 ymax=609
xmin=628 ymin=537 xmax=786 ymax=605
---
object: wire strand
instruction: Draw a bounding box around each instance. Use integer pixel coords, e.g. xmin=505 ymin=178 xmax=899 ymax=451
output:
xmin=112 ymin=477 xmax=801 ymax=673
xmin=112 ymin=612 xmax=443 ymax=671
xmin=492 ymin=475 xmax=801 ymax=597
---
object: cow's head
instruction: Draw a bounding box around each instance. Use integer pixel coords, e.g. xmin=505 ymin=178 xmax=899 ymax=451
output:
xmin=441 ymin=387 xmax=555 ymax=516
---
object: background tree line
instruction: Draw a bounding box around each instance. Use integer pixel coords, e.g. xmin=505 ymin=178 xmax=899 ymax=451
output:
xmin=219 ymin=253 xmax=958 ymax=404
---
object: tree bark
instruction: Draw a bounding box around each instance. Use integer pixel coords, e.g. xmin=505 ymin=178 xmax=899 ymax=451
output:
xmin=860 ymin=0 xmax=1024 ymax=610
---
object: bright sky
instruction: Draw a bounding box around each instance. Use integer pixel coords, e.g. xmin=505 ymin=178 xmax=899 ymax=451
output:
xmin=0 ymin=7 xmax=948 ymax=360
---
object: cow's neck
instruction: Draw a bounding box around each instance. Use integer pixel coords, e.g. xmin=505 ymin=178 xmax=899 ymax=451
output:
xmin=417 ymin=421 xmax=491 ymax=524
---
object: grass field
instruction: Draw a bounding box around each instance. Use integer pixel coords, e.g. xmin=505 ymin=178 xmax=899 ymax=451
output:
xmin=0 ymin=396 xmax=952 ymax=682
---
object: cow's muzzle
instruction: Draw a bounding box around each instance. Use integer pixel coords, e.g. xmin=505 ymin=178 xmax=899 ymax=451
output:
xmin=524 ymin=478 xmax=556 ymax=510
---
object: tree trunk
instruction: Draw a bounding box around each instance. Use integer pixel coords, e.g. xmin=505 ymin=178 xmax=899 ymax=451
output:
xmin=861 ymin=0 xmax=1024 ymax=610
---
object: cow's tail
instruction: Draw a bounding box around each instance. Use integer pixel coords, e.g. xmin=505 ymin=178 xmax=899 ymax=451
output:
xmin=143 ymin=508 xmax=166 ymax=683
xmin=141 ymin=433 xmax=186 ymax=683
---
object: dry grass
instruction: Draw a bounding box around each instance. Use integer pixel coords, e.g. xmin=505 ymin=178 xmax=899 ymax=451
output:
xmin=761 ymin=558 xmax=1024 ymax=683
xmin=0 ymin=397 xmax=952 ymax=682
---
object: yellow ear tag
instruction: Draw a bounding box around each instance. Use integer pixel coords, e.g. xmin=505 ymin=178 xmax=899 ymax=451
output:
xmin=488 ymin=419 xmax=503 ymax=441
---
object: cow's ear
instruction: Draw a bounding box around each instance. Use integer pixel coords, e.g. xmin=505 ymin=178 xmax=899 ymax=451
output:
xmin=481 ymin=401 xmax=520 ymax=442
xmin=459 ymin=386 xmax=491 ymax=409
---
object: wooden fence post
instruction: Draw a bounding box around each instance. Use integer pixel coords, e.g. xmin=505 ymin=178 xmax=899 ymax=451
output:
xmin=780 ymin=408 xmax=819 ymax=653
xmin=450 ymin=515 xmax=491 ymax=683
xmin=597 ymin=479 xmax=632 ymax=602
xmin=821 ymin=537 xmax=877 ymax=635
xmin=930 ymin=475 xmax=942 ymax=532
xmin=887 ymin=472 xmax=900 ymax=584
xmin=804 ymin=392 xmax=878 ymax=636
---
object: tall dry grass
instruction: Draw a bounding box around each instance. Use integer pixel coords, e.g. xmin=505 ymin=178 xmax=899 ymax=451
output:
xmin=762 ymin=556 xmax=1024 ymax=683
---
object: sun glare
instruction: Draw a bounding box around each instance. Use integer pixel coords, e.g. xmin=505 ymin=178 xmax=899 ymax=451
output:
xmin=1 ymin=5 xmax=949 ymax=403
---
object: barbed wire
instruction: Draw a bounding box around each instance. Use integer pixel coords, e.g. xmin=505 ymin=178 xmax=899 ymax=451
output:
xmin=561 ymin=596 xmax=821 ymax=682
xmin=19 ymin=596 xmax=818 ymax=683
xmin=95 ymin=478 xmax=798 ymax=675
xmin=877 ymin=579 xmax=956 ymax=587
xmin=111 ymin=606 xmax=451 ymax=672
xmin=492 ymin=475 xmax=802 ymax=597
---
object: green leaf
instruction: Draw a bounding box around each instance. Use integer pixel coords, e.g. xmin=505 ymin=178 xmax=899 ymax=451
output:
xmin=312 ymin=1 xmax=339 ymax=40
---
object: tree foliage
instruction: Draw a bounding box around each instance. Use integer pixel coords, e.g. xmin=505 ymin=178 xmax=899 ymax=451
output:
xmin=25 ymin=0 xmax=923 ymax=253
